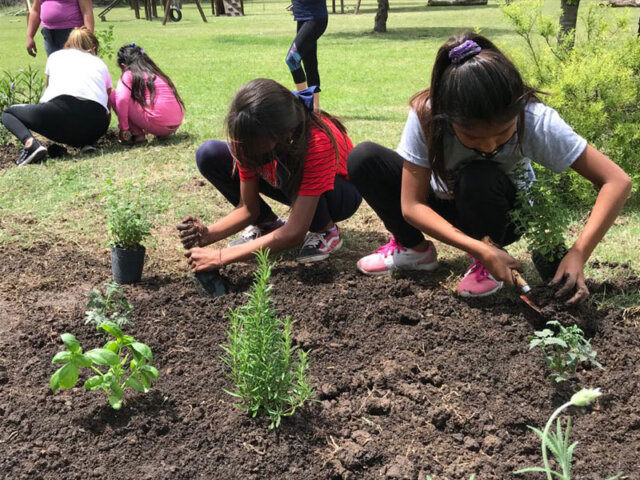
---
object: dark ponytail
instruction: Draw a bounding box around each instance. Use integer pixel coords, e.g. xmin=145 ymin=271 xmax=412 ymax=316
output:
xmin=226 ymin=78 xmax=347 ymax=199
xmin=116 ymin=44 xmax=185 ymax=111
xmin=411 ymin=32 xmax=540 ymax=190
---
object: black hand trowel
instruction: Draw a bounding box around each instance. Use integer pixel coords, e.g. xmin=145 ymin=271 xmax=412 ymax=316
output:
xmin=192 ymin=270 xmax=226 ymax=297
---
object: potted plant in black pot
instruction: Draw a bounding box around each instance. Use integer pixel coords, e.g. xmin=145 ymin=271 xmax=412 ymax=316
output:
xmin=105 ymin=179 xmax=153 ymax=284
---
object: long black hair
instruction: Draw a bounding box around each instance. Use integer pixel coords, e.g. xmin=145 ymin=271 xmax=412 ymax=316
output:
xmin=411 ymin=32 xmax=541 ymax=189
xmin=226 ymin=78 xmax=347 ymax=199
xmin=116 ymin=44 xmax=185 ymax=110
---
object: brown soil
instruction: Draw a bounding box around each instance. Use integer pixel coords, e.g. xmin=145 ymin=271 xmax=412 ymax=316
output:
xmin=0 ymin=243 xmax=638 ymax=480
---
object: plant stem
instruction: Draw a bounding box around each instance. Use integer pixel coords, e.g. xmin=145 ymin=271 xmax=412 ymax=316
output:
xmin=542 ymin=400 xmax=573 ymax=480
xmin=91 ymin=366 xmax=105 ymax=376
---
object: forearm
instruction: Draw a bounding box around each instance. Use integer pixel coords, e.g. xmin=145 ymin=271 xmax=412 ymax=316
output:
xmin=79 ymin=0 xmax=95 ymax=32
xmin=404 ymin=203 xmax=488 ymax=258
xmin=571 ymin=180 xmax=631 ymax=262
xmin=204 ymin=206 xmax=255 ymax=245
xmin=26 ymin=10 xmax=41 ymax=39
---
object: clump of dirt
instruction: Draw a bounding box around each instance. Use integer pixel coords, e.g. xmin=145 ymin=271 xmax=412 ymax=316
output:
xmin=0 ymin=243 xmax=638 ymax=479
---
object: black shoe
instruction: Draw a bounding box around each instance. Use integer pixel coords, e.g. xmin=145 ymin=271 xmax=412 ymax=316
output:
xmin=16 ymin=140 xmax=47 ymax=166
xmin=47 ymin=143 xmax=68 ymax=158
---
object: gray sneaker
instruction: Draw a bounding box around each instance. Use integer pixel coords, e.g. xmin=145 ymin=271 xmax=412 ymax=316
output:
xmin=229 ymin=218 xmax=286 ymax=247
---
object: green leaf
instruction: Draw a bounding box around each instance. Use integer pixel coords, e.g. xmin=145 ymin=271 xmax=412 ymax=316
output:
xmin=139 ymin=365 xmax=159 ymax=380
xmin=544 ymin=338 xmax=568 ymax=348
xmin=84 ymin=375 xmax=106 ymax=391
xmin=104 ymin=341 xmax=119 ymax=353
xmin=74 ymin=353 xmax=93 ymax=368
xmin=52 ymin=351 xmax=72 ymax=364
xmin=130 ymin=342 xmax=153 ymax=362
xmin=50 ymin=366 xmax=63 ymax=393
xmin=86 ymin=348 xmax=120 ymax=366
xmin=61 ymin=333 xmax=81 ymax=353
xmin=125 ymin=376 xmax=147 ymax=393
xmin=99 ymin=321 xmax=123 ymax=340
xmin=57 ymin=362 xmax=79 ymax=389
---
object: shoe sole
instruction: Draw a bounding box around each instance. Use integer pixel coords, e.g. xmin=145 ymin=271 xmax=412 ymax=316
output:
xmin=297 ymin=239 xmax=342 ymax=264
xmin=458 ymin=283 xmax=503 ymax=298
xmin=357 ymin=260 xmax=439 ymax=276
xmin=17 ymin=146 xmax=47 ymax=166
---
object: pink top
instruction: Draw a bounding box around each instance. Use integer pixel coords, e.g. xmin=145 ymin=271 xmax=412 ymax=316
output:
xmin=114 ymin=70 xmax=184 ymax=131
xmin=41 ymin=0 xmax=83 ymax=30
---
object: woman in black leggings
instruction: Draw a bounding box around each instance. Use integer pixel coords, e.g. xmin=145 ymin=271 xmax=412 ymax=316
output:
xmin=1 ymin=27 xmax=111 ymax=166
xmin=285 ymin=0 xmax=328 ymax=111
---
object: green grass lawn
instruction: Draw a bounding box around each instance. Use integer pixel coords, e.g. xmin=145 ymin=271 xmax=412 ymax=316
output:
xmin=0 ymin=0 xmax=638 ymax=310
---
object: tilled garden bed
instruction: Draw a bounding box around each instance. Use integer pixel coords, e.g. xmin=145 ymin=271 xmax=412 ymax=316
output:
xmin=0 ymin=243 xmax=638 ymax=479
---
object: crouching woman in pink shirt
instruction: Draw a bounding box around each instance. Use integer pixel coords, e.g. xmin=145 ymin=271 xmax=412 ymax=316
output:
xmin=109 ymin=43 xmax=185 ymax=145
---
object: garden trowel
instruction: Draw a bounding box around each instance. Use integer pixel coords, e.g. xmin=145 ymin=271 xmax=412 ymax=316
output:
xmin=192 ymin=270 xmax=226 ymax=297
xmin=481 ymin=236 xmax=542 ymax=314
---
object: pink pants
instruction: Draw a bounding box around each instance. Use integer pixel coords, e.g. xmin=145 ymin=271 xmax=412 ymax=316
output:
xmin=108 ymin=90 xmax=181 ymax=137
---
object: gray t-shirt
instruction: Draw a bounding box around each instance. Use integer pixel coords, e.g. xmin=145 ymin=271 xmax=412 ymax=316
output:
xmin=396 ymin=102 xmax=587 ymax=199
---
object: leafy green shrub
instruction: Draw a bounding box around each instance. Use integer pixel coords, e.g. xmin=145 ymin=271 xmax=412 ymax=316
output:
xmin=529 ymin=320 xmax=602 ymax=383
xmin=515 ymin=388 xmax=622 ymax=480
xmin=95 ymin=25 xmax=115 ymax=61
xmin=105 ymin=179 xmax=154 ymax=250
xmin=501 ymin=0 xmax=640 ymax=206
xmin=85 ymin=281 xmax=134 ymax=328
xmin=50 ymin=322 xmax=159 ymax=410
xmin=0 ymin=67 xmax=45 ymax=146
xmin=221 ymin=249 xmax=313 ymax=428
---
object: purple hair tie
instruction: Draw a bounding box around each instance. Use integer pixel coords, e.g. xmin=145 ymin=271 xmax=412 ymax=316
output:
xmin=448 ymin=40 xmax=482 ymax=65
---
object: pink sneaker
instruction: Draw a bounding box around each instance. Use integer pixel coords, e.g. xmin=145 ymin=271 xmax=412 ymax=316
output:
xmin=297 ymin=225 xmax=343 ymax=263
xmin=357 ymin=237 xmax=438 ymax=275
xmin=457 ymin=257 xmax=503 ymax=297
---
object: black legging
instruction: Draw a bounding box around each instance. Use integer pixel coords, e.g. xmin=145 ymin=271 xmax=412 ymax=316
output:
xmin=1 ymin=95 xmax=109 ymax=148
xmin=196 ymin=140 xmax=362 ymax=232
xmin=286 ymin=18 xmax=328 ymax=88
xmin=347 ymin=142 xmax=521 ymax=248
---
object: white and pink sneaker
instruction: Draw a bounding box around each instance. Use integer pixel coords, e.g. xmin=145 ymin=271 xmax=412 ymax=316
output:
xmin=457 ymin=257 xmax=503 ymax=297
xmin=297 ymin=225 xmax=343 ymax=263
xmin=356 ymin=237 xmax=438 ymax=275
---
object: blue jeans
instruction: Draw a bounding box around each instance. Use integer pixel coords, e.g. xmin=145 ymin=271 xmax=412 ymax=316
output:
xmin=41 ymin=28 xmax=73 ymax=56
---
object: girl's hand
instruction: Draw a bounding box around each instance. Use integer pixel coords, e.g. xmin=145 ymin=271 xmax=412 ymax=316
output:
xmin=176 ymin=215 xmax=209 ymax=249
xmin=118 ymin=129 xmax=133 ymax=145
xmin=479 ymin=244 xmax=522 ymax=287
xmin=550 ymin=248 xmax=590 ymax=304
xmin=184 ymin=247 xmax=223 ymax=273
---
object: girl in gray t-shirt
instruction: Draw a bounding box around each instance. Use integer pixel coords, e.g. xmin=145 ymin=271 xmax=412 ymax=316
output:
xmin=347 ymin=32 xmax=631 ymax=303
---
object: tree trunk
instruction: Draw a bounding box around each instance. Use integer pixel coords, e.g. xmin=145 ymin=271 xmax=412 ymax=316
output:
xmin=373 ymin=0 xmax=389 ymax=33
xmin=558 ymin=0 xmax=580 ymax=47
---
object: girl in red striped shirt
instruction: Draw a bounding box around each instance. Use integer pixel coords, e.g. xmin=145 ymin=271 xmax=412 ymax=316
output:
xmin=178 ymin=78 xmax=362 ymax=271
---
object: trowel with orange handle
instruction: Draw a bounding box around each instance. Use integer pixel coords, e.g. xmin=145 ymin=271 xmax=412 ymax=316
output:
xmin=482 ymin=236 xmax=542 ymax=314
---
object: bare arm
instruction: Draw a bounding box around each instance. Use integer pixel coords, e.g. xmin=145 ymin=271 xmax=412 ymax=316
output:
xmin=26 ymin=0 xmax=42 ymax=57
xmin=78 ymin=0 xmax=95 ymax=32
xmin=552 ymin=144 xmax=632 ymax=302
xmin=400 ymin=160 xmax=521 ymax=286
xmin=185 ymin=193 xmax=319 ymax=272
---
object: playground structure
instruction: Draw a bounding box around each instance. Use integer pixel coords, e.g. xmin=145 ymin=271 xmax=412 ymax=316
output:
xmin=96 ymin=0 xmax=244 ymax=23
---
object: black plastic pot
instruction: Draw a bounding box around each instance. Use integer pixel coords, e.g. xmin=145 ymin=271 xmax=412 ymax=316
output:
xmin=111 ymin=245 xmax=146 ymax=284
xmin=532 ymin=244 xmax=569 ymax=283
xmin=192 ymin=270 xmax=226 ymax=297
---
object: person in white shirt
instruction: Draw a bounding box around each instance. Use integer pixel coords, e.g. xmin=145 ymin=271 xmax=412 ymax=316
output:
xmin=1 ymin=27 xmax=112 ymax=166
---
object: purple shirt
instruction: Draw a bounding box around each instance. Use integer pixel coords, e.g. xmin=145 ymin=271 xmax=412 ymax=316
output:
xmin=41 ymin=0 xmax=83 ymax=30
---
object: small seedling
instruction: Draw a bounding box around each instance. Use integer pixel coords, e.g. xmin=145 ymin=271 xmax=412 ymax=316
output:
xmin=50 ymin=322 xmax=158 ymax=409
xmin=221 ymin=249 xmax=313 ymax=428
xmin=529 ymin=320 xmax=603 ymax=383
xmin=85 ymin=281 xmax=134 ymax=328
xmin=515 ymin=388 xmax=622 ymax=480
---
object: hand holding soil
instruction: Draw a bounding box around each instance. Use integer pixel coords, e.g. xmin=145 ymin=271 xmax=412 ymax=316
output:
xmin=185 ymin=247 xmax=223 ymax=273
xmin=480 ymin=243 xmax=522 ymax=288
xmin=177 ymin=215 xmax=209 ymax=249
xmin=550 ymin=247 xmax=590 ymax=304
